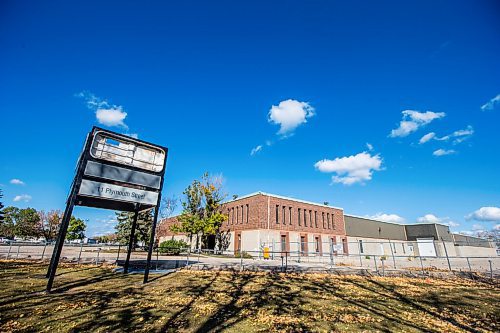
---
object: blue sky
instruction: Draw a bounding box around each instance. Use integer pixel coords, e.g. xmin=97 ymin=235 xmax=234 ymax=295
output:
xmin=1 ymin=0 xmax=499 ymax=237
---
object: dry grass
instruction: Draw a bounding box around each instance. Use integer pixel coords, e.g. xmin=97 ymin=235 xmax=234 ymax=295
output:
xmin=0 ymin=260 xmax=498 ymax=332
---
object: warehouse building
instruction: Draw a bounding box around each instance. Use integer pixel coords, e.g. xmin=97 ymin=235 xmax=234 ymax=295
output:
xmin=157 ymin=191 xmax=496 ymax=257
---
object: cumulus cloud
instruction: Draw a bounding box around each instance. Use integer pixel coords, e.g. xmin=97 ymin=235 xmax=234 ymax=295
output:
xmin=77 ymin=91 xmax=128 ymax=129
xmin=314 ymin=152 xmax=383 ymax=185
xmin=367 ymin=213 xmax=405 ymax=223
xmin=433 ymin=149 xmax=456 ymax=156
xmin=13 ymin=194 xmax=32 ymax=202
xmin=481 ymin=94 xmax=500 ymax=111
xmin=466 ymin=207 xmax=500 ymax=222
xmin=417 ymin=214 xmax=459 ymax=227
xmin=268 ymin=99 xmax=315 ymax=136
xmin=419 ymin=132 xmax=436 ymax=144
xmin=250 ymin=145 xmax=263 ymax=156
xmin=436 ymin=125 xmax=474 ymax=144
xmin=10 ymin=179 xmax=25 ymax=185
xmin=389 ymin=110 xmax=445 ymax=138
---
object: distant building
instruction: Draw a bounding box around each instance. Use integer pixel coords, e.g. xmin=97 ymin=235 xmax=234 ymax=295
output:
xmin=157 ymin=192 xmax=496 ymax=257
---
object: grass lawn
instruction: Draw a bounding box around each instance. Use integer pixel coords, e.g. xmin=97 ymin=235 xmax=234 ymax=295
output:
xmin=0 ymin=260 xmax=498 ymax=332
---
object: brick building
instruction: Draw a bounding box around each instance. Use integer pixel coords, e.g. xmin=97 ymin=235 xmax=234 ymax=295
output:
xmin=157 ymin=191 xmax=496 ymax=257
xmin=157 ymin=192 xmax=348 ymax=255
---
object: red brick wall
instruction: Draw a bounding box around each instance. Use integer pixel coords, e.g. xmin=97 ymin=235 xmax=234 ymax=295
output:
xmin=156 ymin=193 xmax=347 ymax=239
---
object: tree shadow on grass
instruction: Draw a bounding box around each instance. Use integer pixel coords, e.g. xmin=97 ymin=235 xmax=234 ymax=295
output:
xmin=364 ymin=278 xmax=482 ymax=333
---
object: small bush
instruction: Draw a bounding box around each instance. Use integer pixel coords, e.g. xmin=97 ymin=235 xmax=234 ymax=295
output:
xmin=365 ymin=255 xmax=371 ymax=259
xmin=380 ymin=255 xmax=387 ymax=261
xmin=159 ymin=239 xmax=189 ymax=255
xmin=234 ymin=251 xmax=253 ymax=259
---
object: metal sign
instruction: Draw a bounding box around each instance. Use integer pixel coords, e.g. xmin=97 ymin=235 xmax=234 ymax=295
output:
xmin=46 ymin=126 xmax=168 ymax=292
xmin=79 ymin=180 xmax=159 ymax=206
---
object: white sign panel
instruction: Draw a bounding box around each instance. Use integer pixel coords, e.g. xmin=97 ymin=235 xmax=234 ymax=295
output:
xmin=78 ymin=179 xmax=158 ymax=206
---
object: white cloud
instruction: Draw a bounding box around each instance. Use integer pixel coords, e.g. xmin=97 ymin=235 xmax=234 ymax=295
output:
xmin=481 ymin=94 xmax=500 ymax=111
xmin=95 ymin=107 xmax=128 ymax=128
xmin=419 ymin=132 xmax=435 ymax=144
xmin=366 ymin=143 xmax=374 ymax=151
xmin=436 ymin=125 xmax=474 ymax=144
xmin=367 ymin=213 xmax=405 ymax=223
xmin=389 ymin=110 xmax=445 ymax=138
xmin=268 ymin=99 xmax=315 ymax=136
xmin=10 ymin=179 xmax=25 ymax=185
xmin=250 ymin=145 xmax=263 ymax=156
xmin=13 ymin=194 xmax=32 ymax=202
xmin=315 ymin=152 xmax=383 ymax=185
xmin=124 ymin=133 xmax=139 ymax=139
xmin=494 ymin=224 xmax=500 ymax=231
xmin=77 ymin=91 xmax=128 ymax=129
xmin=433 ymin=149 xmax=456 ymax=156
xmin=466 ymin=207 xmax=500 ymax=222
xmin=417 ymin=214 xmax=459 ymax=227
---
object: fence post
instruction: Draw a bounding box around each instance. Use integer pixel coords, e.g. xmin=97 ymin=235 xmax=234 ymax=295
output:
xmin=78 ymin=243 xmax=83 ymax=263
xmin=16 ymin=245 xmax=20 ymax=259
xmin=41 ymin=244 xmax=47 ymax=260
xmin=373 ymin=255 xmax=378 ymax=274
xmin=156 ymin=248 xmax=159 ymax=270
xmin=441 ymin=239 xmax=452 ymax=272
xmin=381 ymin=258 xmax=385 ymax=276
xmin=285 ymin=252 xmax=288 ymax=273
xmin=7 ymin=243 xmax=12 ymax=259
xmin=466 ymin=257 xmax=472 ymax=273
xmin=489 ymin=260 xmax=493 ymax=280
xmin=96 ymin=248 xmax=100 ymax=266
xmin=357 ymin=241 xmax=363 ymax=267
xmin=240 ymin=251 xmax=243 ymax=271
xmin=388 ymin=240 xmax=396 ymax=269
xmin=186 ymin=248 xmax=190 ymax=267
xmin=198 ymin=249 xmax=201 ymax=263
xmin=419 ymin=256 xmax=425 ymax=277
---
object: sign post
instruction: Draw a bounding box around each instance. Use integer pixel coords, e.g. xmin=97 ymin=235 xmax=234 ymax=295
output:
xmin=45 ymin=127 xmax=168 ymax=292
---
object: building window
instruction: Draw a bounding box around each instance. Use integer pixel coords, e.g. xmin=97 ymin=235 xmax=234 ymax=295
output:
xmin=227 ymin=209 xmax=230 ymax=225
xmin=232 ymin=207 xmax=234 ymax=224
xmin=241 ymin=205 xmax=244 ymax=224
xmin=332 ymin=213 xmax=335 ymax=229
xmin=315 ymin=237 xmax=320 ymax=253
xmin=359 ymin=240 xmax=364 ymax=254
xmin=281 ymin=235 xmax=287 ymax=252
xmin=298 ymin=208 xmax=301 ymax=226
xmin=289 ymin=207 xmax=292 ymax=225
xmin=314 ymin=211 xmax=318 ymax=228
xmin=309 ymin=210 xmax=312 ymax=228
xmin=246 ymin=204 xmax=249 ymax=223
xmin=304 ymin=209 xmax=307 ymax=227
xmin=300 ymin=236 xmax=306 ymax=254
xmin=282 ymin=206 xmax=286 ymax=224
xmin=327 ymin=213 xmax=330 ymax=229
xmin=236 ymin=206 xmax=239 ymax=224
xmin=322 ymin=212 xmax=325 ymax=229
xmin=276 ymin=205 xmax=279 ymax=224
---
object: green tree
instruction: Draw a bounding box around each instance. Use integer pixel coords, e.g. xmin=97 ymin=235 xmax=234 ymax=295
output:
xmin=0 ymin=206 xmax=17 ymax=238
xmin=115 ymin=209 xmax=153 ymax=250
xmin=14 ymin=208 xmax=41 ymax=239
xmin=171 ymin=173 xmax=227 ymax=250
xmin=66 ymin=217 xmax=86 ymax=241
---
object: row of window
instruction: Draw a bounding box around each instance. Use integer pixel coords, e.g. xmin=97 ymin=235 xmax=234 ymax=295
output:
xmin=275 ymin=205 xmax=336 ymax=230
xmin=227 ymin=204 xmax=249 ymax=225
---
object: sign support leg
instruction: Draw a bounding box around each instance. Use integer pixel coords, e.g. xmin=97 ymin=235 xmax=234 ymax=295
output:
xmin=144 ymin=204 xmax=161 ymax=283
xmin=45 ymin=199 xmax=76 ymax=292
xmin=124 ymin=210 xmax=139 ymax=274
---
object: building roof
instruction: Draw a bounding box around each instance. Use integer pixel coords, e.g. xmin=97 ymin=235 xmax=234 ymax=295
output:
xmin=226 ymin=191 xmax=344 ymax=210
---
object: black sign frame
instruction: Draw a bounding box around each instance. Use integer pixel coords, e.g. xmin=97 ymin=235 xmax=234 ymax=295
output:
xmin=46 ymin=126 xmax=168 ymax=292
